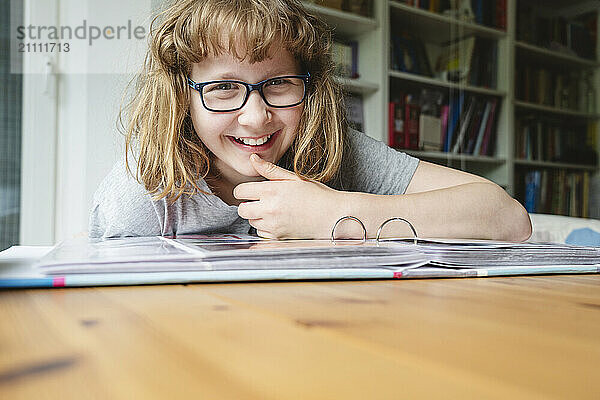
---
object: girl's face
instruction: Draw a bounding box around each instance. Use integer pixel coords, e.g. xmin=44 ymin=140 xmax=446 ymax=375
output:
xmin=189 ymin=47 xmax=304 ymax=184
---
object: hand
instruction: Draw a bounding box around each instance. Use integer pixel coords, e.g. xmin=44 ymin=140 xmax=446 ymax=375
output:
xmin=233 ymin=154 xmax=345 ymax=239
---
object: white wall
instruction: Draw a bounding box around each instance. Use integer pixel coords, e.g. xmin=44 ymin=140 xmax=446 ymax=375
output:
xmin=54 ymin=73 xmax=130 ymax=241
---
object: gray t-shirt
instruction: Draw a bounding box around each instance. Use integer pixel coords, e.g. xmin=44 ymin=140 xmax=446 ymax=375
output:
xmin=89 ymin=129 xmax=419 ymax=238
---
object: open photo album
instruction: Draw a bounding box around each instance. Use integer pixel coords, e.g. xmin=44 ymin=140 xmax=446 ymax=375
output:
xmin=1 ymin=234 xmax=599 ymax=288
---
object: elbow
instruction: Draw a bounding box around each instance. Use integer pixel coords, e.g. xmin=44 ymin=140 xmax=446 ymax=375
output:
xmin=507 ymin=198 xmax=532 ymax=242
xmin=493 ymin=188 xmax=531 ymax=242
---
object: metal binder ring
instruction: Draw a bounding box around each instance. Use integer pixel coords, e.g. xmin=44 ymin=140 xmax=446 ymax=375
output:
xmin=376 ymin=217 xmax=418 ymax=245
xmin=330 ymin=216 xmax=367 ymax=243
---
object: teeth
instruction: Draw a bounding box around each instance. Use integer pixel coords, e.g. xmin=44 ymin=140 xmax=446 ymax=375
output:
xmin=236 ymin=134 xmax=272 ymax=146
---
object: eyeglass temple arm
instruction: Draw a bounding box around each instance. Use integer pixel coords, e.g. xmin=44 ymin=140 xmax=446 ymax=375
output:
xmin=187 ymin=78 xmax=198 ymax=89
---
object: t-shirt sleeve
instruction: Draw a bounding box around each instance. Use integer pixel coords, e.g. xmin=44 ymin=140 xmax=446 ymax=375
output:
xmin=337 ymin=128 xmax=419 ymax=195
xmin=88 ymin=162 xmax=163 ymax=238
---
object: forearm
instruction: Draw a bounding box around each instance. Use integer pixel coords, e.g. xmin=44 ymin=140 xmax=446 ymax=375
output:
xmin=335 ymin=182 xmax=532 ymax=241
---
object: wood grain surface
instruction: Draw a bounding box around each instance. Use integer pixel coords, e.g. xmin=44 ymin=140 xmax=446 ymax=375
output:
xmin=1 ymin=275 xmax=599 ymax=399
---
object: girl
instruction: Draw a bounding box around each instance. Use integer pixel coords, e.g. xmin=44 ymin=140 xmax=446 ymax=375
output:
xmin=89 ymin=0 xmax=531 ymax=241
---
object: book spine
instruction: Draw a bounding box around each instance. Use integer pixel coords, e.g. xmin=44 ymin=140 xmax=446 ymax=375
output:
xmin=473 ymin=0 xmax=483 ymax=25
xmin=350 ymin=41 xmax=359 ymax=79
xmin=582 ymin=172 xmax=590 ymax=218
xmin=465 ymin=100 xmax=484 ymax=154
xmin=451 ymin=96 xmax=475 ymax=153
xmin=445 ymin=92 xmax=464 ymax=152
xmin=524 ymin=171 xmax=537 ymax=213
xmin=404 ymin=103 xmax=420 ymax=150
xmin=439 ymin=104 xmax=449 ymax=151
xmin=472 ymin=100 xmax=491 ymax=156
xmin=496 ymin=0 xmax=507 ymax=30
xmin=480 ymin=99 xmax=498 ymax=156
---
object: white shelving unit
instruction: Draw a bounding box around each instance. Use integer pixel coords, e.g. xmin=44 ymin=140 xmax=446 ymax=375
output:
xmin=388 ymin=70 xmax=507 ymax=97
xmin=304 ymin=0 xmax=599 ymax=213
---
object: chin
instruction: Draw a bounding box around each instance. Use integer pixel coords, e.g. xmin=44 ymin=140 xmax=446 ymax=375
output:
xmin=237 ymin=166 xmax=261 ymax=178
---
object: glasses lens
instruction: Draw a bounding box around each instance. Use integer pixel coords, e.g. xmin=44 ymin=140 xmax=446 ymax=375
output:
xmin=262 ymin=77 xmax=305 ymax=107
xmin=202 ymin=81 xmax=247 ymax=111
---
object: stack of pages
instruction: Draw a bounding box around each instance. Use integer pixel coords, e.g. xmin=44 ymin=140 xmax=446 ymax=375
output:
xmin=1 ymin=235 xmax=598 ymax=288
xmin=391 ymin=238 xmax=600 ymax=278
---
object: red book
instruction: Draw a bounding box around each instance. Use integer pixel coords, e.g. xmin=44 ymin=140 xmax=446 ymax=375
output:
xmin=388 ymin=102 xmax=397 ymax=147
xmin=496 ymin=0 xmax=507 ymax=30
xmin=404 ymin=103 xmax=420 ymax=150
xmin=388 ymin=101 xmax=405 ymax=148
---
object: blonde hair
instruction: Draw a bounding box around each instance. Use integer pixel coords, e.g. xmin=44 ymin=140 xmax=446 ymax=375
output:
xmin=122 ymin=0 xmax=347 ymax=203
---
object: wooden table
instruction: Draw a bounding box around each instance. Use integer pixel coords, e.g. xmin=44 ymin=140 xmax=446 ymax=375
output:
xmin=1 ymin=275 xmax=599 ymax=399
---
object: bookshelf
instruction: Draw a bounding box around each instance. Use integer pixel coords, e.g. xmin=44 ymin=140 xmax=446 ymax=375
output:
xmin=304 ymin=0 xmax=599 ymax=217
xmin=513 ymin=0 xmax=599 ymax=217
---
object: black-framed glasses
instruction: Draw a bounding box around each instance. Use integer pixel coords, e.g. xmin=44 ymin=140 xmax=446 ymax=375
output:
xmin=187 ymin=73 xmax=310 ymax=112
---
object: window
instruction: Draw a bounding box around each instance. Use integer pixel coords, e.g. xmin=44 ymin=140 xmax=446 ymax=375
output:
xmin=1 ymin=0 xmax=22 ymax=251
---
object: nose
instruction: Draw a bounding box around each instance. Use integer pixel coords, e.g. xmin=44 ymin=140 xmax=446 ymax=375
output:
xmin=237 ymin=91 xmax=272 ymax=128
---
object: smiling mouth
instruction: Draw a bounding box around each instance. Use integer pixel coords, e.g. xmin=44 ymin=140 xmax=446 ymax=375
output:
xmin=228 ymin=130 xmax=280 ymax=148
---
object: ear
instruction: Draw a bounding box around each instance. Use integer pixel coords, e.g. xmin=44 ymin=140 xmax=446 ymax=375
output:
xmin=250 ymin=154 xmax=300 ymax=181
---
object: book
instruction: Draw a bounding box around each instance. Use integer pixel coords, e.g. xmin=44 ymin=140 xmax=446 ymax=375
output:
xmin=479 ymin=98 xmax=499 ymax=156
xmin=583 ymin=172 xmax=590 ymax=218
xmin=472 ymin=100 xmax=491 ymax=156
xmin=524 ymin=170 xmax=541 ymax=213
xmin=517 ymin=4 xmax=597 ymax=60
xmin=515 ymin=116 xmax=596 ymax=165
xmin=495 ymin=0 xmax=507 ymax=30
xmin=391 ymin=33 xmax=432 ymax=77
xmin=350 ymin=41 xmax=359 ymax=78
xmin=391 ymin=34 xmax=420 ymax=75
xmin=439 ymin=104 xmax=450 ymax=151
xmin=451 ymin=96 xmax=475 ymax=153
xmin=518 ymin=169 xmax=591 ymax=217
xmin=472 ymin=0 xmax=483 ymax=25
xmin=404 ymin=102 xmax=420 ymax=149
xmin=444 ymin=91 xmax=465 ymax=152
xmin=434 ymin=36 xmax=475 ymax=83
xmin=388 ymin=96 xmax=420 ymax=150
xmin=2 ymin=235 xmax=599 ymax=288
xmin=419 ymin=114 xmax=442 ymax=151
xmin=464 ymin=99 xmax=485 ymax=154
xmin=388 ymin=100 xmax=404 ymax=148
xmin=332 ymin=41 xmax=357 ymax=79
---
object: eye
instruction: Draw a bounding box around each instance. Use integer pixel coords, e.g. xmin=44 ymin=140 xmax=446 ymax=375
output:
xmin=266 ymin=78 xmax=290 ymax=86
xmin=205 ymin=82 xmax=239 ymax=92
